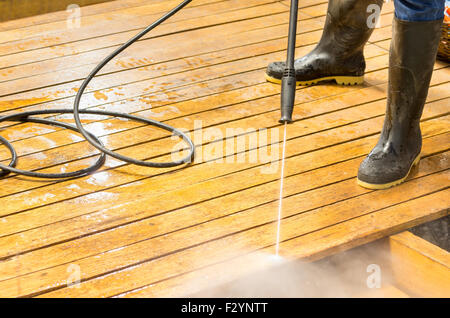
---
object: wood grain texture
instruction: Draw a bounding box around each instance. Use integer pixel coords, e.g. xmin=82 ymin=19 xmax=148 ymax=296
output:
xmin=0 ymin=0 xmax=114 ymax=23
xmin=389 ymin=231 xmax=450 ymax=297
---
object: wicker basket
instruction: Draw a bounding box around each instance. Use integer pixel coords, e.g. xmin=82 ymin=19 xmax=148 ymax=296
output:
xmin=437 ymin=16 xmax=450 ymax=61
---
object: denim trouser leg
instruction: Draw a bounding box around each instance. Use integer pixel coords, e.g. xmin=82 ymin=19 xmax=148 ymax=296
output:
xmin=394 ymin=0 xmax=445 ymax=21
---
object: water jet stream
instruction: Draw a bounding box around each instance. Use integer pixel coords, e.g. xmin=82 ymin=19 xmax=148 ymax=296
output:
xmin=275 ymin=122 xmax=288 ymax=256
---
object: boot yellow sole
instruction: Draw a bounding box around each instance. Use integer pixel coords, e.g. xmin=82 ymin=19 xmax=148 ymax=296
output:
xmin=357 ymin=155 xmax=421 ymax=190
xmin=265 ymin=73 xmax=364 ymax=86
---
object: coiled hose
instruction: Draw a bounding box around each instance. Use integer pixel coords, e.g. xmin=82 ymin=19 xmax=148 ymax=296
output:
xmin=0 ymin=0 xmax=195 ymax=179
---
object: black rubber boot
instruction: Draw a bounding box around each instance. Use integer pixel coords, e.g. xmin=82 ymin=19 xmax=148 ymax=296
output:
xmin=357 ymin=17 xmax=443 ymax=189
xmin=266 ymin=0 xmax=383 ymax=86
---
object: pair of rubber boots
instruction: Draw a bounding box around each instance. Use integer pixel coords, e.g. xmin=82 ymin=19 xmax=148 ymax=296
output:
xmin=266 ymin=0 xmax=443 ymax=189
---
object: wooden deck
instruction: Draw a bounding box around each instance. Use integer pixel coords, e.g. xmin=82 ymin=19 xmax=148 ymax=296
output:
xmin=0 ymin=0 xmax=448 ymax=297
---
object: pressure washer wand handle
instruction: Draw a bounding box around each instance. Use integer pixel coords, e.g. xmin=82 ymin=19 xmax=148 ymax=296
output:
xmin=279 ymin=0 xmax=298 ymax=124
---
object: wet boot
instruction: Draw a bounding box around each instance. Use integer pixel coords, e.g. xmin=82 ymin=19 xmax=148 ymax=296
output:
xmin=266 ymin=0 xmax=383 ymax=86
xmin=357 ymin=17 xmax=443 ymax=189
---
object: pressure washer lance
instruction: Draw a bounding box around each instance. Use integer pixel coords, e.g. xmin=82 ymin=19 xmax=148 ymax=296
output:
xmin=279 ymin=0 xmax=299 ymax=124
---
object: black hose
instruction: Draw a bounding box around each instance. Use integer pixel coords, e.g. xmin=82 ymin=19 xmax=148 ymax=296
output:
xmin=0 ymin=135 xmax=18 ymax=178
xmin=0 ymin=111 xmax=106 ymax=179
xmin=0 ymin=0 xmax=194 ymax=179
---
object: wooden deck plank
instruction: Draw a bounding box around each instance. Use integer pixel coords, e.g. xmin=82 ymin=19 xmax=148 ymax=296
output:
xmin=123 ymin=188 xmax=448 ymax=298
xmin=36 ymin=179 xmax=449 ymax=298
xmin=0 ymin=0 xmax=166 ymax=32
xmin=0 ymin=73 xmax=446 ymax=252
xmin=0 ymin=79 xmax=447 ymax=236
xmin=0 ymin=44 xmax=392 ymax=138
xmin=0 ymin=48 xmax=397 ymax=165
xmin=0 ymin=9 xmax=319 ymax=93
xmin=0 ymin=43 xmax=387 ymax=143
xmin=1 ymin=126 xmax=448 ymax=296
xmin=0 ymin=1 xmax=284 ymax=72
xmin=0 ymin=3 xmax=393 ymax=90
xmin=0 ymin=59 xmax=446 ymax=171
xmin=0 ymin=0 xmax=284 ymax=65
xmin=0 ymin=23 xmax=327 ymax=105
xmin=0 ymin=1 xmax=392 ymax=87
xmin=0 ymin=15 xmax=397 ymax=124
xmin=389 ymin=231 xmax=450 ymax=297
xmin=0 ymin=53 xmax=412 ymax=196
xmin=1 ymin=148 xmax=448 ymax=297
xmin=0 ymin=0 xmax=447 ymax=297
xmin=0 ymin=50 xmax=439 ymax=173
xmin=0 ymin=70 xmax=446 ymax=212
xmin=0 ymin=95 xmax=447 ymax=261
xmin=0 ymin=0 xmax=225 ymax=45
xmin=0 ymin=0 xmax=332 ymax=57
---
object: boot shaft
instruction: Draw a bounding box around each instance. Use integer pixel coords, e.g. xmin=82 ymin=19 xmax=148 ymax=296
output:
xmin=386 ymin=17 xmax=443 ymax=130
xmin=378 ymin=17 xmax=443 ymax=154
xmin=320 ymin=0 xmax=384 ymax=55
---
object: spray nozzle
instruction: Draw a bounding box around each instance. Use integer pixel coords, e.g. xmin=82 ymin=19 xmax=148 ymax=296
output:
xmin=279 ymin=68 xmax=296 ymax=124
xmin=279 ymin=0 xmax=298 ymax=124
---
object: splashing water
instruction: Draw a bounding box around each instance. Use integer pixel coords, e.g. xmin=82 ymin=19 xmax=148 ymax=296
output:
xmin=275 ymin=123 xmax=288 ymax=256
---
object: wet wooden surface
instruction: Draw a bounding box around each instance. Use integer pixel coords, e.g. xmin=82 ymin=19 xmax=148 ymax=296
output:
xmin=0 ymin=0 xmax=448 ymax=297
xmin=0 ymin=0 xmax=114 ymax=23
xmin=389 ymin=231 xmax=450 ymax=297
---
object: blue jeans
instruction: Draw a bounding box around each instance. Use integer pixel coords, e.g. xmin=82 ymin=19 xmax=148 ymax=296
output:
xmin=394 ymin=0 xmax=445 ymax=21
